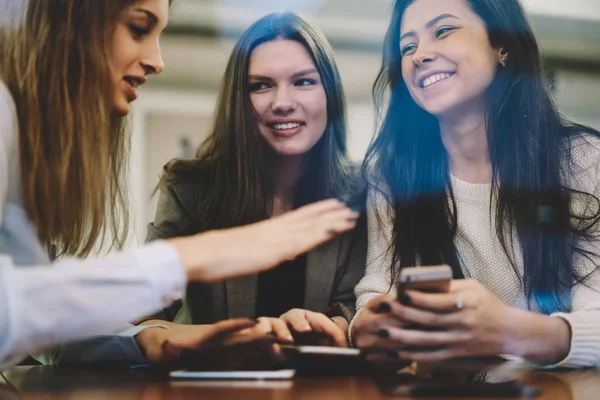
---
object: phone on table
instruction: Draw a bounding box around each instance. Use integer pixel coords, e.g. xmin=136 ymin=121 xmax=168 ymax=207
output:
xmin=397 ymin=265 xmax=452 ymax=294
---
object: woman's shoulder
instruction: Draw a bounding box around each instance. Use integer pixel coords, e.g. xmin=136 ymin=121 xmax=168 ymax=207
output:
xmin=155 ymin=159 xmax=216 ymax=217
xmin=562 ymin=129 xmax=600 ymax=193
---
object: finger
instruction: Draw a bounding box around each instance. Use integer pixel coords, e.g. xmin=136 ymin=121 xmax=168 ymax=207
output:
xmin=282 ymin=309 xmax=312 ymax=334
xmin=283 ymin=199 xmax=347 ymax=221
xmin=385 ymin=327 xmax=467 ymax=349
xmin=168 ymin=319 xmax=257 ymax=349
xmin=404 ymin=290 xmax=465 ymax=313
xmin=394 ymin=347 xmax=464 ymax=363
xmin=366 ymin=294 xmax=398 ymax=312
xmin=253 ymin=317 xmax=276 ymax=334
xmin=289 ymin=213 xmax=357 ymax=256
xmin=269 ymin=318 xmax=295 ymax=343
xmin=220 ymin=332 xmax=277 ymax=347
xmin=306 ymin=313 xmax=348 ymax=348
xmin=356 ymin=326 xmax=466 ymax=351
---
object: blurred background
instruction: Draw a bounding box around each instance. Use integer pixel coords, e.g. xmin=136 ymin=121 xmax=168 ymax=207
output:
xmin=127 ymin=0 xmax=600 ymax=244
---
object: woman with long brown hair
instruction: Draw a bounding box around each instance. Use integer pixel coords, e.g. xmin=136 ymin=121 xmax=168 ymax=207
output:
xmin=129 ymin=12 xmax=368 ymax=365
xmin=0 ymin=0 xmax=358 ymax=369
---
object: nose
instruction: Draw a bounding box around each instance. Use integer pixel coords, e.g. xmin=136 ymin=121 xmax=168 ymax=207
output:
xmin=412 ymin=45 xmax=437 ymax=68
xmin=271 ymin=86 xmax=295 ymax=113
xmin=141 ymin=39 xmax=165 ymax=75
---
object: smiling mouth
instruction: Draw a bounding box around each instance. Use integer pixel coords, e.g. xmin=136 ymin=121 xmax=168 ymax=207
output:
xmin=268 ymin=122 xmax=305 ymax=130
xmin=421 ymin=72 xmax=455 ymax=89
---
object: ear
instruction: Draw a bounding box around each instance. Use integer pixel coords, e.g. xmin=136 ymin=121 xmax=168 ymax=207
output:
xmin=496 ymin=47 xmax=508 ymax=67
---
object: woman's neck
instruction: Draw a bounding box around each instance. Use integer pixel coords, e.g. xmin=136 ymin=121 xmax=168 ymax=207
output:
xmin=272 ymin=155 xmax=306 ymax=217
xmin=438 ymin=111 xmax=492 ymax=184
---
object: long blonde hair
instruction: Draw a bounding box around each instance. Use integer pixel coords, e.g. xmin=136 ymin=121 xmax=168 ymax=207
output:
xmin=0 ymin=0 xmax=145 ymax=257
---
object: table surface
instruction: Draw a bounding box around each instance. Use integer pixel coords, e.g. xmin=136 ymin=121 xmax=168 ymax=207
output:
xmin=1 ymin=365 xmax=600 ymax=400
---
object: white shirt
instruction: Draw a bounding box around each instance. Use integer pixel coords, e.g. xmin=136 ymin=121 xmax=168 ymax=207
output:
xmin=352 ymin=135 xmax=600 ymax=369
xmin=0 ymin=80 xmax=186 ymax=369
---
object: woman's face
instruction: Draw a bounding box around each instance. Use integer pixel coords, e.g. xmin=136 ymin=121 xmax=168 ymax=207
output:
xmin=248 ymin=39 xmax=328 ymax=158
xmin=110 ymin=0 xmax=169 ymax=115
xmin=399 ymin=0 xmax=502 ymax=119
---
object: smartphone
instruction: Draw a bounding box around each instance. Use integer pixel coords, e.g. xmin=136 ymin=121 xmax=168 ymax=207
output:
xmin=279 ymin=345 xmax=371 ymax=377
xmin=397 ymin=265 xmax=452 ymax=294
xmin=169 ymin=369 xmax=295 ymax=380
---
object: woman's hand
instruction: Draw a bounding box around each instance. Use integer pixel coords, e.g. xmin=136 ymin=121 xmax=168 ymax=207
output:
xmin=280 ymin=309 xmax=348 ymax=347
xmin=136 ymin=319 xmax=283 ymax=368
xmin=171 ymin=199 xmax=359 ymax=282
xmin=247 ymin=310 xmax=348 ymax=347
xmin=353 ymin=280 xmax=571 ymax=365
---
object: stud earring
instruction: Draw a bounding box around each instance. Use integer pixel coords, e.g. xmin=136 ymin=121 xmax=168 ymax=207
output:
xmin=500 ymin=54 xmax=508 ymax=67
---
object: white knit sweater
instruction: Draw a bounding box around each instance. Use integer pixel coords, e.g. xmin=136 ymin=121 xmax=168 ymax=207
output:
xmin=352 ymin=135 xmax=600 ymax=368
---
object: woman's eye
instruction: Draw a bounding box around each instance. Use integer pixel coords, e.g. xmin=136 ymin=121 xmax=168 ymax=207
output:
xmin=401 ymin=44 xmax=417 ymax=56
xmin=295 ymin=78 xmax=316 ymax=87
xmin=435 ymin=26 xmax=455 ymax=38
xmin=249 ymin=82 xmax=270 ymax=92
xmin=130 ymin=25 xmax=148 ymax=38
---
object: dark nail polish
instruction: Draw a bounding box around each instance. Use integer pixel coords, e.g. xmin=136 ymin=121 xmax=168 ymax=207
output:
xmin=377 ymin=329 xmax=390 ymax=339
xmin=337 ymin=195 xmax=351 ymax=204
xmin=398 ymin=293 xmax=411 ymax=306
xmin=378 ymin=302 xmax=391 ymax=313
xmin=387 ymin=351 xmax=398 ymax=359
xmin=350 ymin=204 xmax=363 ymax=212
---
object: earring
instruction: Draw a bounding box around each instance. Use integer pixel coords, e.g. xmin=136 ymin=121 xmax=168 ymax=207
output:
xmin=500 ymin=54 xmax=508 ymax=67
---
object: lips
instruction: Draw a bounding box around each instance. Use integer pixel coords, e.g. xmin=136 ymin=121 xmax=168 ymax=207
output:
xmin=417 ymin=72 xmax=456 ymax=89
xmin=122 ymin=75 xmax=146 ymax=102
xmin=266 ymin=120 xmax=306 ymax=137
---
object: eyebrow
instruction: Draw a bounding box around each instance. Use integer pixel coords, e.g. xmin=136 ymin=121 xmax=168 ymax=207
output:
xmin=399 ymin=13 xmax=460 ymax=42
xmin=133 ymin=8 xmax=158 ymax=26
xmin=248 ymin=68 xmax=319 ymax=81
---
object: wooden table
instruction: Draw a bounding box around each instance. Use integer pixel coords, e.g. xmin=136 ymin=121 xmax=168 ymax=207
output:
xmin=1 ymin=365 xmax=600 ymax=399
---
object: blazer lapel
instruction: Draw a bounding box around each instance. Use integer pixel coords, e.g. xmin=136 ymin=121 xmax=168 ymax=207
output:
xmin=225 ymin=275 xmax=258 ymax=318
xmin=304 ymin=236 xmax=342 ymax=312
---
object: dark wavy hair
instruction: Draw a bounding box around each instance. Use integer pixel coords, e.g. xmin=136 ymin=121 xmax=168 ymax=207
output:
xmin=161 ymin=12 xmax=353 ymax=231
xmin=364 ymin=0 xmax=600 ymax=313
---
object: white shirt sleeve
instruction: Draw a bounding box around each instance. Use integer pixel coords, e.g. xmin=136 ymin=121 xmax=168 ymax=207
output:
xmin=0 ymin=241 xmax=187 ymax=369
xmin=0 ymin=80 xmax=187 ymax=369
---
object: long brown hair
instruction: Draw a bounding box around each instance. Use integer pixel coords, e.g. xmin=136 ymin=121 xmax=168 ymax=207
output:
xmin=162 ymin=12 xmax=355 ymax=232
xmin=0 ymin=0 xmax=153 ymax=257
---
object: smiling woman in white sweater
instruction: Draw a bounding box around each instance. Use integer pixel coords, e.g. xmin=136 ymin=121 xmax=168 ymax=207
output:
xmin=350 ymin=0 xmax=600 ymax=369
xmin=0 ymin=0 xmax=357 ymax=369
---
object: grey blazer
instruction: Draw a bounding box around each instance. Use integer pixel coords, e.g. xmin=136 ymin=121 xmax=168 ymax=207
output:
xmin=145 ymin=178 xmax=367 ymax=325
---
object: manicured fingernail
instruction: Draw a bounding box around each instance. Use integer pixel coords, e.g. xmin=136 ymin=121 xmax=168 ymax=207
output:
xmin=378 ymin=302 xmax=391 ymax=313
xmin=377 ymin=329 xmax=389 ymax=339
xmin=387 ymin=351 xmax=398 ymax=359
xmin=337 ymin=195 xmax=350 ymax=204
xmin=399 ymin=293 xmax=411 ymax=305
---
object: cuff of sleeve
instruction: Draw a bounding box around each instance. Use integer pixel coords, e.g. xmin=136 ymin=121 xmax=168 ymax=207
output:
xmin=132 ymin=241 xmax=187 ymax=308
xmin=546 ymin=312 xmax=600 ymax=369
xmin=347 ymin=307 xmax=366 ymax=348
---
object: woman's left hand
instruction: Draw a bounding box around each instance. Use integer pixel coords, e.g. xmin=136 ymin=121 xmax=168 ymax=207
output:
xmin=368 ymin=279 xmax=518 ymax=362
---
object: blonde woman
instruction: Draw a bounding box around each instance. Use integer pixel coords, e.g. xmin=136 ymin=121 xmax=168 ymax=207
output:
xmin=0 ymin=0 xmax=358 ymax=369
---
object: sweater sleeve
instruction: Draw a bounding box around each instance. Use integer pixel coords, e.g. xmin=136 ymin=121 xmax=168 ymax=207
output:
xmin=549 ymin=134 xmax=600 ymax=368
xmin=348 ymin=186 xmax=397 ymax=343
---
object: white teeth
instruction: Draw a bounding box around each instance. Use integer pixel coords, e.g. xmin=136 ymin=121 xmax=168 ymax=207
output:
xmin=125 ymin=78 xmax=138 ymax=88
xmin=422 ymin=73 xmax=453 ymax=88
xmin=273 ymin=123 xmax=301 ymax=130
